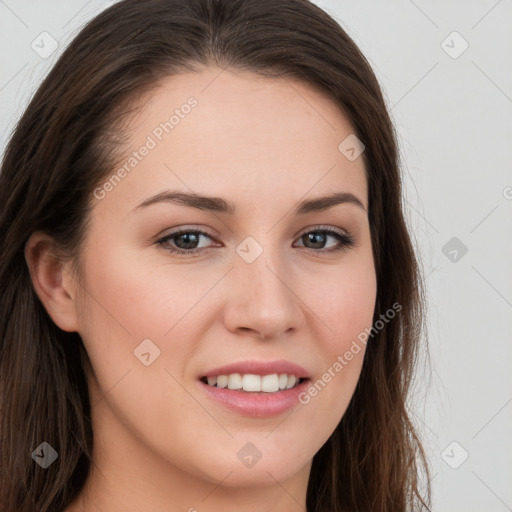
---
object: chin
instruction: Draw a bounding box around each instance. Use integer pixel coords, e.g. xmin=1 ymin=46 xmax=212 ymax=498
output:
xmin=191 ymin=443 xmax=312 ymax=488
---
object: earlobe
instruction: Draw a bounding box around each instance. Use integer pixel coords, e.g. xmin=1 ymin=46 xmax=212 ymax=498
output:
xmin=24 ymin=231 xmax=80 ymax=332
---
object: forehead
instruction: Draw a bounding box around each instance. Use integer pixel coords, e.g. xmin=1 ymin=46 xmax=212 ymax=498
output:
xmin=95 ymin=66 xmax=368 ymax=214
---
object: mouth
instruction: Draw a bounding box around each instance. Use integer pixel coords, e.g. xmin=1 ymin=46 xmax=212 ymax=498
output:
xmin=198 ymin=373 xmax=311 ymax=417
xmin=199 ymin=374 xmax=308 ymax=393
xmin=197 ymin=360 xmax=311 ymax=416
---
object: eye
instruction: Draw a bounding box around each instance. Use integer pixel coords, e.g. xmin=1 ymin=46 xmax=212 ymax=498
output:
xmin=156 ymin=226 xmax=355 ymax=257
xmin=156 ymin=228 xmax=218 ymax=256
xmin=294 ymin=226 xmax=355 ymax=253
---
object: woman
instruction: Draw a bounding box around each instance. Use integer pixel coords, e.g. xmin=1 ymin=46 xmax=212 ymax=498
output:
xmin=0 ymin=0 xmax=431 ymax=510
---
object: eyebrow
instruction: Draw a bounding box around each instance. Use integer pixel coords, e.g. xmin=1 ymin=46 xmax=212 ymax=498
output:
xmin=132 ymin=190 xmax=367 ymax=215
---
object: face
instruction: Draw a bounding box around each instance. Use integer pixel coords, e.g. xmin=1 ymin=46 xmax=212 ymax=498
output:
xmin=72 ymin=66 xmax=376 ymax=496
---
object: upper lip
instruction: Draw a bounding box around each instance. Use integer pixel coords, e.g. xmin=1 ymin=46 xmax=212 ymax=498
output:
xmin=200 ymin=360 xmax=310 ymax=379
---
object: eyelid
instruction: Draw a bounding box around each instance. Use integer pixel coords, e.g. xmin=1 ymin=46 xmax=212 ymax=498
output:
xmin=154 ymin=225 xmax=218 ymax=243
xmin=295 ymin=224 xmax=348 ymax=238
xmin=155 ymin=224 xmax=349 ymax=241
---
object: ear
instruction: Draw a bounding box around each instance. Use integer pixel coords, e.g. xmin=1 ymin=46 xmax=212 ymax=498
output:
xmin=24 ymin=231 xmax=80 ymax=332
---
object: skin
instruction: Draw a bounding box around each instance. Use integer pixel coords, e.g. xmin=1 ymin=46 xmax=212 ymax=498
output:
xmin=26 ymin=66 xmax=377 ymax=512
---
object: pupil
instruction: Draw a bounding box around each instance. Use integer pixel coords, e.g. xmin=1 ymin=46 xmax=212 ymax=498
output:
xmin=177 ymin=233 xmax=198 ymax=249
xmin=305 ymin=232 xmax=325 ymax=249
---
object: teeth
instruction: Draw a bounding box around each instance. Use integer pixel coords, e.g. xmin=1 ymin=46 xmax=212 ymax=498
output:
xmin=204 ymin=373 xmax=302 ymax=392
xmin=242 ymin=373 xmax=261 ymax=392
xmin=286 ymin=375 xmax=297 ymax=389
xmin=228 ymin=373 xmax=243 ymax=390
xmin=261 ymin=374 xmax=279 ymax=392
xmin=217 ymin=375 xmax=228 ymax=388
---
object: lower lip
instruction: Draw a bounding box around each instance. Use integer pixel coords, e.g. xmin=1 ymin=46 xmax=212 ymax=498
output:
xmin=198 ymin=379 xmax=310 ymax=417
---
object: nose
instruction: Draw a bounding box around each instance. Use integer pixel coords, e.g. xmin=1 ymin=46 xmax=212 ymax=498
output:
xmin=222 ymin=244 xmax=303 ymax=340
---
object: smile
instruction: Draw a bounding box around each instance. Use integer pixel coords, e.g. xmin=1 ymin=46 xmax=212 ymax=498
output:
xmin=200 ymin=373 xmax=305 ymax=393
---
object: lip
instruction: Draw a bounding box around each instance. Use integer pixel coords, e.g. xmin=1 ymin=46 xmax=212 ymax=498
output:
xmin=199 ymin=359 xmax=310 ymax=379
xmin=198 ymin=377 xmax=311 ymax=417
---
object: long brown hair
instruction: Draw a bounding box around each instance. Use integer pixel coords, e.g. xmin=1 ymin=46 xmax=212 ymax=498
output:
xmin=0 ymin=0 xmax=431 ymax=510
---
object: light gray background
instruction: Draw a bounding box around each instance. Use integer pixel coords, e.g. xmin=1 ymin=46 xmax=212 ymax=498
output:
xmin=1 ymin=1 xmax=511 ymax=510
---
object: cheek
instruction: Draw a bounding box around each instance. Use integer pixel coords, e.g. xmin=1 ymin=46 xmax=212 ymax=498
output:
xmin=77 ymin=241 xmax=200 ymax=339
xmin=313 ymin=257 xmax=377 ymax=345
xmin=297 ymin=256 xmax=376 ymax=425
xmin=74 ymin=241 xmax=226 ymax=407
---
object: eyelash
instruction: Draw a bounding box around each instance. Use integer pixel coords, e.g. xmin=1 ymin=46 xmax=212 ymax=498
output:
xmin=156 ymin=226 xmax=356 ymax=257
